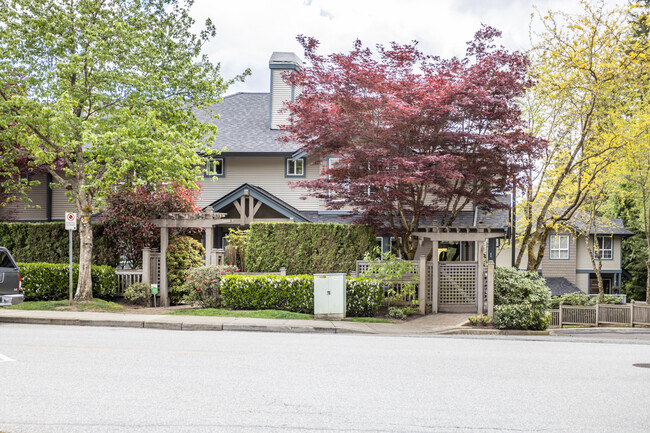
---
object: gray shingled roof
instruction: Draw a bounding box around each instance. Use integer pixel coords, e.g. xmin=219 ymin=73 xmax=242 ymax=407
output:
xmin=419 ymin=207 xmax=509 ymax=230
xmin=570 ymin=212 xmax=633 ymax=236
xmin=545 ymin=278 xmax=581 ymax=297
xmin=195 ymin=93 xmax=297 ymax=154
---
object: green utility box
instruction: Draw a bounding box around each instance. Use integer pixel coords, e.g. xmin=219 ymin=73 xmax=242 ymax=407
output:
xmin=313 ymin=273 xmax=346 ymax=320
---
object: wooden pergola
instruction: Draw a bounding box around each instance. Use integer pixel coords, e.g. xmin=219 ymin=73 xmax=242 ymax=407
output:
xmin=413 ymin=225 xmax=505 ymax=315
xmin=151 ymin=209 xmax=233 ymax=306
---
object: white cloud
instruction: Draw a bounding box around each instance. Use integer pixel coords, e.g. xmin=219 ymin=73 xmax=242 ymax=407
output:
xmin=190 ymin=0 xmax=623 ymax=95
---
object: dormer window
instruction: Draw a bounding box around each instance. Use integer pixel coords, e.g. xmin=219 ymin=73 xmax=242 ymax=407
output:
xmin=285 ymin=157 xmax=305 ymax=177
xmin=205 ymin=158 xmax=224 ymax=177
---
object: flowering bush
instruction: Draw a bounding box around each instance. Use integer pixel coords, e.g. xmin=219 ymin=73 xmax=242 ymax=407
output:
xmin=183 ymin=265 xmax=239 ymax=308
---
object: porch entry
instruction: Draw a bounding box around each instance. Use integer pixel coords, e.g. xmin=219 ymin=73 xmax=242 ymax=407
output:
xmin=415 ymin=225 xmax=503 ymax=315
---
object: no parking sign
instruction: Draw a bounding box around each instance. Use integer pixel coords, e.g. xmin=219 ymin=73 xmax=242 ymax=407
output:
xmin=65 ymin=212 xmax=77 ymax=231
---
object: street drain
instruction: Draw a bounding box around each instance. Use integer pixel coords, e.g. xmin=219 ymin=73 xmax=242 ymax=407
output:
xmin=633 ymin=363 xmax=650 ymax=368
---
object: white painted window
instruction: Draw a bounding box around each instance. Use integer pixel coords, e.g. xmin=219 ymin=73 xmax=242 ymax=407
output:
xmin=286 ymin=158 xmax=305 ymax=176
xmin=549 ymin=234 xmax=570 ymax=260
xmin=205 ymin=158 xmax=224 ymax=176
xmin=595 ymin=236 xmax=613 ymax=260
xmin=376 ymin=237 xmax=384 ymax=255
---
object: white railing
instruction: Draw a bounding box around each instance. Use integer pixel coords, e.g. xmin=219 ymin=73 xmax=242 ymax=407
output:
xmin=549 ymin=301 xmax=650 ymax=328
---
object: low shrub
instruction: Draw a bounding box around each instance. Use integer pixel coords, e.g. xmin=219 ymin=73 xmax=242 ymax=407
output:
xmin=346 ymin=277 xmax=383 ymax=317
xmin=167 ymin=235 xmax=205 ymax=305
xmin=221 ymin=274 xmax=314 ymax=313
xmin=220 ymin=275 xmax=384 ymax=316
xmin=387 ymin=306 xmax=407 ymax=320
xmin=18 ymin=262 xmax=117 ymax=301
xmin=468 ymin=314 xmax=492 ymax=326
xmin=183 ymin=265 xmax=239 ymax=308
xmin=493 ymin=267 xmax=551 ymax=330
xmin=549 ymin=292 xmax=623 ymax=309
xmin=124 ymin=282 xmax=151 ymax=306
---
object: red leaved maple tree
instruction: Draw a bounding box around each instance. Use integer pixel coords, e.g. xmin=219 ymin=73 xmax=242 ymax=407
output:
xmin=283 ymin=27 xmax=545 ymax=258
xmin=100 ymin=182 xmax=201 ymax=267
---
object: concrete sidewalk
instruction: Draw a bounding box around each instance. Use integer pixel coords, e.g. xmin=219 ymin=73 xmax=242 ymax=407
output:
xmin=0 ymin=309 xmax=470 ymax=335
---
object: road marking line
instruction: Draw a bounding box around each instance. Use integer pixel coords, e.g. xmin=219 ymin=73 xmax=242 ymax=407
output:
xmin=0 ymin=353 xmax=16 ymax=362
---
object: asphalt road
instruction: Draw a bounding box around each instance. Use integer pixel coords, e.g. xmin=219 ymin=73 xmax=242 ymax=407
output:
xmin=1 ymin=324 xmax=650 ymax=433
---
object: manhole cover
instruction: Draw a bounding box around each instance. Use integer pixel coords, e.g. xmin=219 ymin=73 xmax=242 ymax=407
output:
xmin=633 ymin=363 xmax=650 ymax=368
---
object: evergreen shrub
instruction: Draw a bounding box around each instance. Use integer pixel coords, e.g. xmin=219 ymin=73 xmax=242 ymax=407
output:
xmin=220 ymin=274 xmax=382 ymax=317
xmin=124 ymin=282 xmax=151 ymax=306
xmin=493 ymin=266 xmax=551 ymax=330
xmin=549 ymin=292 xmax=622 ymax=309
xmin=18 ymin=262 xmax=117 ymax=301
xmin=0 ymin=222 xmax=118 ymax=266
xmin=167 ymin=235 xmax=205 ymax=305
xmin=245 ymin=222 xmax=378 ymax=274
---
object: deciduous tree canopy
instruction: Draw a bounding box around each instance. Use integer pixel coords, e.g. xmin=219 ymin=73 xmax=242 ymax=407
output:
xmin=0 ymin=0 xmax=246 ymax=300
xmin=284 ymin=27 xmax=544 ymax=258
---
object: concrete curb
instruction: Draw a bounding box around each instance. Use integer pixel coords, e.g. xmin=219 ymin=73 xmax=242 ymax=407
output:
xmin=438 ymin=327 xmax=551 ymax=336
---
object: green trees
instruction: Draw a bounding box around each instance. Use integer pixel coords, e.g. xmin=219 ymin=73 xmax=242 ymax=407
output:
xmin=515 ymin=2 xmax=645 ymax=271
xmin=0 ymin=0 xmax=246 ymax=301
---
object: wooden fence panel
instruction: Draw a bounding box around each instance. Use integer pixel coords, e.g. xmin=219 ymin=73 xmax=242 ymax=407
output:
xmin=549 ymin=310 xmax=560 ymax=327
xmin=115 ymin=269 xmax=143 ymax=296
xmin=599 ymin=305 xmax=630 ymax=325
xmin=549 ymin=302 xmax=650 ymax=328
xmin=633 ymin=302 xmax=650 ymax=326
xmin=562 ymin=306 xmax=597 ymax=326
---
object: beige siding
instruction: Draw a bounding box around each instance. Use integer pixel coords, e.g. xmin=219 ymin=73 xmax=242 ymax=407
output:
xmin=0 ymin=173 xmax=48 ymax=221
xmin=540 ymin=230 xmax=577 ymax=284
xmin=51 ymin=187 xmax=76 ymax=219
xmin=576 ymin=273 xmax=589 ymax=294
xmin=575 ymin=235 xmax=622 ymax=271
xmin=198 ymin=156 xmax=320 ymax=210
xmin=270 ymin=69 xmax=292 ymax=129
xmin=495 ymin=243 xmax=532 ymax=270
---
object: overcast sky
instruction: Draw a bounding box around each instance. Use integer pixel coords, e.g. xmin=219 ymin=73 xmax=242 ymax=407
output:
xmin=190 ymin=0 xmax=622 ymax=95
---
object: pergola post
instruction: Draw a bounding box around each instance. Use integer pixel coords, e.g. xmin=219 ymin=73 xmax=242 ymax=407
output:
xmin=487 ymin=260 xmax=495 ymax=318
xmin=142 ymin=247 xmax=151 ymax=285
xmin=418 ymin=254 xmax=427 ymax=315
xmin=160 ymin=227 xmax=169 ymax=307
xmin=151 ymin=210 xmax=231 ymax=308
xmin=205 ymin=226 xmax=214 ymax=266
xmin=476 ymin=240 xmax=484 ymax=315
xmin=431 ymin=240 xmax=439 ymax=314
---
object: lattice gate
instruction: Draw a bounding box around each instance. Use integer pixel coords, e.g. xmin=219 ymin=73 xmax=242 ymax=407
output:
xmin=438 ymin=262 xmax=477 ymax=313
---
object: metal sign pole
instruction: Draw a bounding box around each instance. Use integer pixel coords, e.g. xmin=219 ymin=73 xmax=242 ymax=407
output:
xmin=69 ymin=230 xmax=73 ymax=304
xmin=65 ymin=212 xmax=77 ymax=305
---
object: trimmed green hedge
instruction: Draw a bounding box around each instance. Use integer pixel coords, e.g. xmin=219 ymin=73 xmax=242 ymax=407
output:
xmin=220 ymin=274 xmax=383 ymax=317
xmin=18 ymin=262 xmax=117 ymax=301
xmin=0 ymin=222 xmax=119 ymax=266
xmin=346 ymin=277 xmax=383 ymax=317
xmin=245 ymin=222 xmax=378 ymax=274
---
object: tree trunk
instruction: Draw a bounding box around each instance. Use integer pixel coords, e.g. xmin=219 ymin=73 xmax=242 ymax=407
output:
xmin=74 ymin=210 xmax=94 ymax=302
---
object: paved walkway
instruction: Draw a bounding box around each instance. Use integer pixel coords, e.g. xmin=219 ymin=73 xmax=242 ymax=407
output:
xmin=4 ymin=309 xmax=649 ymax=338
xmin=0 ymin=309 xmax=471 ymax=335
